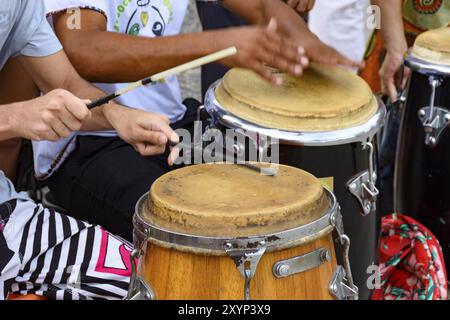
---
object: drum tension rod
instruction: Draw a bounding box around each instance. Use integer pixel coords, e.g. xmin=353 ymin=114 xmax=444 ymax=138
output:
xmin=418 ymin=77 xmax=449 ymax=147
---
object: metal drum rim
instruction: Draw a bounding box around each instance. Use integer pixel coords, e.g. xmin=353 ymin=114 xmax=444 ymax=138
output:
xmin=406 ymin=54 xmax=450 ymax=76
xmin=133 ymin=187 xmax=339 ymax=254
xmin=204 ymin=80 xmax=386 ymax=146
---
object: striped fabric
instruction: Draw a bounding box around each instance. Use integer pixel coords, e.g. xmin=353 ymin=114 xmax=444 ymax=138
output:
xmin=0 ymin=199 xmax=132 ymax=300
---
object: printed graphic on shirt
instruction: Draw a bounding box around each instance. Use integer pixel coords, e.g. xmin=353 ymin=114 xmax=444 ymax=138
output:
xmin=95 ymin=229 xmax=133 ymax=276
xmin=114 ymin=0 xmax=173 ymax=37
xmin=412 ymin=0 xmax=443 ymax=14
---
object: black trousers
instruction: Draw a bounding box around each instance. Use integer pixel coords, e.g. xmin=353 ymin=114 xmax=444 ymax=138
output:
xmin=48 ymin=99 xmax=201 ymax=241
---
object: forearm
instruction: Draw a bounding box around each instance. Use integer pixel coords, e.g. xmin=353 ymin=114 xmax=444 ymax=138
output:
xmin=221 ymin=0 xmax=265 ymax=24
xmin=0 ymin=103 xmax=20 ymax=141
xmin=223 ymin=0 xmax=310 ymax=36
xmin=62 ymin=74 xmax=115 ymax=131
xmin=0 ymin=138 xmax=22 ymax=182
xmin=58 ymin=29 xmax=230 ymax=83
xmin=372 ymin=0 xmax=407 ymax=53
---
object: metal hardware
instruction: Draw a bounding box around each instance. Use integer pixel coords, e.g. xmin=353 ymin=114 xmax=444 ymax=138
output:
xmin=418 ymin=106 xmax=450 ymax=146
xmin=196 ymin=105 xmax=205 ymax=122
xmin=126 ymin=245 xmax=156 ymax=300
xmin=225 ymin=240 xmax=267 ymax=300
xmin=329 ymin=205 xmax=344 ymax=239
xmin=416 ymin=76 xmax=448 ymax=146
xmin=127 ymin=276 xmax=156 ymax=300
xmin=329 ymin=209 xmax=359 ymax=300
xmin=204 ymin=80 xmax=386 ymax=146
xmin=329 ymin=266 xmax=358 ymax=300
xmin=346 ymin=142 xmax=379 ymax=216
xmin=126 ymin=228 xmax=155 ymax=300
xmin=406 ymin=54 xmax=450 ymax=77
xmin=273 ymin=247 xmax=331 ymax=278
xmin=237 ymin=162 xmax=278 ymax=176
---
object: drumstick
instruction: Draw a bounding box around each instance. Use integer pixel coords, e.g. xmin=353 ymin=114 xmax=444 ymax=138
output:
xmin=169 ymin=141 xmax=278 ymax=176
xmin=87 ymin=47 xmax=237 ymax=109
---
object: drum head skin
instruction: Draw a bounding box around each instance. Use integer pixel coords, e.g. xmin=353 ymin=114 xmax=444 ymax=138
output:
xmin=144 ymin=163 xmax=330 ymax=237
xmin=215 ymin=64 xmax=376 ymax=131
xmin=412 ymin=28 xmax=450 ymax=65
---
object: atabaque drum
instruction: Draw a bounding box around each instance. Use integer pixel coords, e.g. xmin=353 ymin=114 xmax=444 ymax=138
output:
xmin=128 ymin=163 xmax=358 ymax=300
xmin=395 ymin=28 xmax=450 ymax=272
xmin=204 ymin=64 xmax=386 ymax=299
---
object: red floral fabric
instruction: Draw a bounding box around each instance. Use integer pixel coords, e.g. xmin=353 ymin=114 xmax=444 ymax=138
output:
xmin=372 ymin=214 xmax=448 ymax=300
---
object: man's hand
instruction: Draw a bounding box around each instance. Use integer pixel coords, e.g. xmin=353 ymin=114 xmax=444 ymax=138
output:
xmin=284 ymin=0 xmax=316 ymax=15
xmin=220 ymin=19 xmax=309 ymax=85
xmin=103 ymin=105 xmax=179 ymax=163
xmin=290 ymin=29 xmax=363 ymax=69
xmin=9 ymin=89 xmax=91 ymax=141
xmin=380 ymin=51 xmax=411 ymax=102
xmin=224 ymin=0 xmax=362 ymax=69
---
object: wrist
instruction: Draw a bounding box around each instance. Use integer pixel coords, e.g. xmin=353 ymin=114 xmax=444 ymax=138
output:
xmin=102 ymin=103 xmax=126 ymax=128
xmin=0 ymin=102 xmax=22 ymax=140
xmin=386 ymin=48 xmax=408 ymax=62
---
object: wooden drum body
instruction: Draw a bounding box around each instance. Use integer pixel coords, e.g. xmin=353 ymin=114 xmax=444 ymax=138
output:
xmin=128 ymin=164 xmax=357 ymax=300
xmin=204 ymin=65 xmax=386 ymax=299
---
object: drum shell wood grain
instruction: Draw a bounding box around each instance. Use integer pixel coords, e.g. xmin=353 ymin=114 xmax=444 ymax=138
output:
xmin=141 ymin=233 xmax=337 ymax=300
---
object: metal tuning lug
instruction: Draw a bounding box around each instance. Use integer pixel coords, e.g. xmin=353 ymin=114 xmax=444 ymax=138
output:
xmin=329 ymin=266 xmax=359 ymax=300
xmin=273 ymin=247 xmax=331 ymax=278
xmin=126 ymin=228 xmax=155 ymax=300
xmin=224 ymin=239 xmax=267 ymax=300
xmin=418 ymin=77 xmax=448 ymax=147
xmin=418 ymin=106 xmax=450 ymax=147
xmin=126 ymin=276 xmax=156 ymax=301
xmin=329 ymin=208 xmax=359 ymax=300
xmin=126 ymin=247 xmax=156 ymax=300
xmin=346 ymin=142 xmax=379 ymax=216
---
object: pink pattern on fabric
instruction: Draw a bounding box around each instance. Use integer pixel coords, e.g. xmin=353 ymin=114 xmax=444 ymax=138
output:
xmin=95 ymin=229 xmax=133 ymax=276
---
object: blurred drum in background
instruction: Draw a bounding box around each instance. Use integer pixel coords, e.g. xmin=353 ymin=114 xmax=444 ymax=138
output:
xmin=127 ymin=163 xmax=357 ymax=300
xmin=395 ymin=27 xmax=450 ymax=272
xmin=204 ymin=64 xmax=386 ymax=299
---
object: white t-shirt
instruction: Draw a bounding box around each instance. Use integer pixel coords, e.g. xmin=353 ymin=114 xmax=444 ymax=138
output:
xmin=33 ymin=0 xmax=188 ymax=179
xmin=308 ymin=0 xmax=372 ymax=72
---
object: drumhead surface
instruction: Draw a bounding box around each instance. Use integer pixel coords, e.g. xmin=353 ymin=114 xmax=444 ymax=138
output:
xmin=412 ymin=28 xmax=450 ymax=66
xmin=142 ymin=163 xmax=329 ymax=237
xmin=215 ymin=64 xmax=376 ymax=131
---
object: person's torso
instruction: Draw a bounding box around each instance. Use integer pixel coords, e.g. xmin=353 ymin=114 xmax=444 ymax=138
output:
xmin=403 ymin=0 xmax=450 ymax=30
xmin=95 ymin=0 xmax=189 ymax=126
xmin=33 ymin=0 xmax=189 ymax=179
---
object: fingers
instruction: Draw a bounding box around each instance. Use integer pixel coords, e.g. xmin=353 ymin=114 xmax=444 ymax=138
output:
xmin=132 ymin=114 xmax=180 ymax=157
xmin=135 ymin=142 xmax=166 ymax=157
xmin=402 ymin=67 xmax=411 ymax=90
xmin=306 ymin=40 xmax=362 ymax=68
xmin=168 ymin=146 xmax=180 ymax=166
xmin=40 ymin=109 xmax=74 ymax=139
xmin=307 ymin=0 xmax=316 ymax=11
xmin=382 ymin=74 xmax=398 ymax=102
xmin=141 ymin=116 xmax=179 ymax=144
xmin=59 ymin=90 xmax=91 ymax=122
xmin=287 ymin=0 xmax=300 ymax=8
xmin=50 ymin=118 xmax=72 ymax=139
xmin=136 ymin=128 xmax=169 ymax=146
xmin=296 ymin=0 xmax=309 ymax=13
xmin=262 ymin=39 xmax=308 ymax=76
xmin=263 ymin=19 xmax=308 ymax=78
xmin=249 ymin=60 xmax=283 ymax=85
